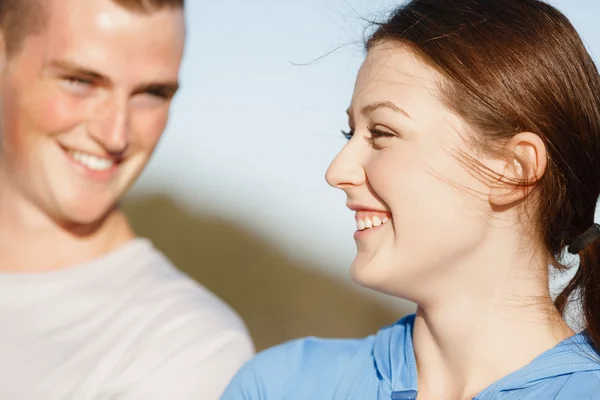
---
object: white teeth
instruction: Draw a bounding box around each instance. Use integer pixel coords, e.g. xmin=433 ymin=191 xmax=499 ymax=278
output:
xmin=70 ymin=150 xmax=114 ymax=171
xmin=356 ymin=216 xmax=391 ymax=231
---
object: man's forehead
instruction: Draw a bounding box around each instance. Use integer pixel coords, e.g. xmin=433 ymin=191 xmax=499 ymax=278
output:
xmin=39 ymin=0 xmax=184 ymax=49
xmin=45 ymin=0 xmax=137 ymax=31
xmin=43 ymin=0 xmax=184 ymax=34
xmin=30 ymin=0 xmax=184 ymax=85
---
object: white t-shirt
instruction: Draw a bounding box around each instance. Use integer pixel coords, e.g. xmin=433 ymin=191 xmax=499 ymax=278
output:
xmin=0 ymin=238 xmax=254 ymax=400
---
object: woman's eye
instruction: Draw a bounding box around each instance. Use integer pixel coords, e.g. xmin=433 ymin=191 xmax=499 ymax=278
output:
xmin=368 ymin=128 xmax=395 ymax=139
xmin=368 ymin=128 xmax=395 ymax=141
xmin=367 ymin=128 xmax=396 ymax=148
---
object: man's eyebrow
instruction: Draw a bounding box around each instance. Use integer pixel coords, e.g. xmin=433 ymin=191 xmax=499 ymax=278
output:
xmin=46 ymin=58 xmax=180 ymax=95
xmin=346 ymin=101 xmax=412 ymax=120
xmin=46 ymin=59 xmax=106 ymax=81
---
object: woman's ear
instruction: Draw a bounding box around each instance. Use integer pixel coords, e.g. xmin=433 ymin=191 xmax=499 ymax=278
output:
xmin=488 ymin=131 xmax=547 ymax=207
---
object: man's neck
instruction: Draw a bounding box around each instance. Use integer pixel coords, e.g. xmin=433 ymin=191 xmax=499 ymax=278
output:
xmin=0 ymin=185 xmax=135 ymax=273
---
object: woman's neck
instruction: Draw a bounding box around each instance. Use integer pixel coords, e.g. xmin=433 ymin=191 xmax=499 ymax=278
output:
xmin=412 ymin=248 xmax=574 ymax=400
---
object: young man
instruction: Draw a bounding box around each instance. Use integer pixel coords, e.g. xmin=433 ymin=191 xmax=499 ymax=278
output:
xmin=0 ymin=0 xmax=254 ymax=399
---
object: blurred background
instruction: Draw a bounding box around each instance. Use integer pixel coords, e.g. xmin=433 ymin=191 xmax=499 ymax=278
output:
xmin=122 ymin=0 xmax=600 ymax=351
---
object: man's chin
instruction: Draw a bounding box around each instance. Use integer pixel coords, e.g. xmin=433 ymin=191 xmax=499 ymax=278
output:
xmin=53 ymin=200 xmax=120 ymax=235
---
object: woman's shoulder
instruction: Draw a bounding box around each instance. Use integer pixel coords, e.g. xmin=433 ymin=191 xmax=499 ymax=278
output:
xmin=482 ymin=332 xmax=600 ymax=399
xmin=246 ymin=334 xmax=376 ymax=370
xmin=494 ymin=369 xmax=600 ymax=399
xmin=553 ymin=369 xmax=600 ymax=397
xmin=220 ymin=334 xmax=378 ymax=399
xmin=220 ymin=315 xmax=418 ymax=399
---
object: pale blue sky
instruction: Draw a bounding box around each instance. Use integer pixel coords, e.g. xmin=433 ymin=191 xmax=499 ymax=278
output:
xmin=132 ymin=1 xmax=600 ymax=300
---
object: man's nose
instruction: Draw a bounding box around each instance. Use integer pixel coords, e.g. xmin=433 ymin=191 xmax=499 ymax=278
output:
xmin=88 ymin=96 xmax=130 ymax=154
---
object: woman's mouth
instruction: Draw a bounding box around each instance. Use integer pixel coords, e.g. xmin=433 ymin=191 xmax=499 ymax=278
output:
xmin=355 ymin=210 xmax=392 ymax=232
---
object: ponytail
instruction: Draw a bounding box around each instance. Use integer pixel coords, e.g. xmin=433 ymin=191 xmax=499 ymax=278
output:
xmin=555 ymin=223 xmax=600 ymax=351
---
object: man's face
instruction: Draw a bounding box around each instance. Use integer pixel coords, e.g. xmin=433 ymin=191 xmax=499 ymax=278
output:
xmin=0 ymin=0 xmax=185 ymax=226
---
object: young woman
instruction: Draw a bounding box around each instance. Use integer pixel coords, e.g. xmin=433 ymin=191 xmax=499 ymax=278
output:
xmin=222 ymin=0 xmax=600 ymax=398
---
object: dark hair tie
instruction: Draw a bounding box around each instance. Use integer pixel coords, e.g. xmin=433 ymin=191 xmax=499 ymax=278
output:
xmin=567 ymin=223 xmax=600 ymax=254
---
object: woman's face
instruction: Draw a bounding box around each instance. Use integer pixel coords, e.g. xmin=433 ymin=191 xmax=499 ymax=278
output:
xmin=326 ymin=42 xmax=496 ymax=301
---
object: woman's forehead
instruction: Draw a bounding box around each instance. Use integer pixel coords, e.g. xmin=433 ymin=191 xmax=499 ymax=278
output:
xmin=352 ymin=43 xmax=442 ymax=111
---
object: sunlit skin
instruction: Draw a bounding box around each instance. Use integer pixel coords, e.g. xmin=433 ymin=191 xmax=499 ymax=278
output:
xmin=326 ymin=43 xmax=573 ymax=399
xmin=0 ymin=0 xmax=185 ymax=272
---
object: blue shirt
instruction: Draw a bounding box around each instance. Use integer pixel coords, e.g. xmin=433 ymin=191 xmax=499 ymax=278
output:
xmin=221 ymin=314 xmax=600 ymax=399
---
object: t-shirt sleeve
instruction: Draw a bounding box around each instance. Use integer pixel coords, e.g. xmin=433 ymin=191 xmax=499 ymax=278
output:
xmin=94 ymin=281 xmax=256 ymax=400
xmin=117 ymin=328 xmax=254 ymax=400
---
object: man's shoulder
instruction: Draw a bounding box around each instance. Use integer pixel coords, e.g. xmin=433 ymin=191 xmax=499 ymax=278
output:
xmin=120 ymin=240 xmax=249 ymax=337
xmin=101 ymin=240 xmax=254 ymax=398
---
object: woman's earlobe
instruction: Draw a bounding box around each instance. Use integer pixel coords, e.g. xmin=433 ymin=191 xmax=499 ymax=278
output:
xmin=488 ymin=160 xmax=527 ymax=207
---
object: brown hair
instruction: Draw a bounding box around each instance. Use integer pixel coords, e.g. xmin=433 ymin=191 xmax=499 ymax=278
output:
xmin=0 ymin=0 xmax=184 ymax=55
xmin=367 ymin=0 xmax=600 ymax=350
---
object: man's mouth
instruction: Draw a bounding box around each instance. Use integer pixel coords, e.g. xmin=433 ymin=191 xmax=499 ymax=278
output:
xmin=67 ymin=149 xmax=115 ymax=172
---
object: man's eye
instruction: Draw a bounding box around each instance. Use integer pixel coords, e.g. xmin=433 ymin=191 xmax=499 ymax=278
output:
xmin=146 ymin=89 xmax=169 ymax=99
xmin=64 ymin=77 xmax=92 ymax=86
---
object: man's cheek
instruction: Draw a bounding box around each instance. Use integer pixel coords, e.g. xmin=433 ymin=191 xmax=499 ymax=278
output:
xmin=28 ymin=94 xmax=83 ymax=136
